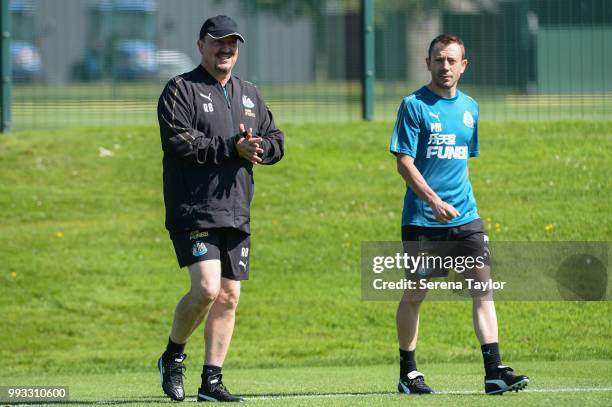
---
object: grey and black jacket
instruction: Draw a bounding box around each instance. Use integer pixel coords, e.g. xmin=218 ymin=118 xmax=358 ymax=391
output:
xmin=157 ymin=65 xmax=284 ymax=236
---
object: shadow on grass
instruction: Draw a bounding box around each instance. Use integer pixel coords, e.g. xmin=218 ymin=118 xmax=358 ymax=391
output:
xmin=242 ymin=390 xmax=484 ymax=398
xmin=3 ymin=390 xmax=488 ymax=404
xmin=3 ymin=397 xmax=171 ymax=406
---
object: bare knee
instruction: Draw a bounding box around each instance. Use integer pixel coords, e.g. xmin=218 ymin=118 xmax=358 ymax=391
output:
xmin=400 ymin=287 xmax=428 ymax=306
xmin=472 ymin=293 xmax=494 ymax=305
xmin=398 ymin=299 xmax=424 ymax=316
xmin=215 ymin=288 xmax=240 ymax=311
xmin=186 ymin=260 xmax=222 ymax=309
xmin=190 ymin=283 xmax=220 ymax=308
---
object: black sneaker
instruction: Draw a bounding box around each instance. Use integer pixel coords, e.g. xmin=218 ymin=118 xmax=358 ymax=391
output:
xmin=197 ymin=374 xmax=244 ymax=403
xmin=398 ymin=370 xmax=434 ymax=394
xmin=485 ymin=365 xmax=529 ymax=395
xmin=158 ymin=352 xmax=187 ymax=401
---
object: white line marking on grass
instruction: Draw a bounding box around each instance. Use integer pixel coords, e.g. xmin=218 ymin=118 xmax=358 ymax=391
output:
xmin=246 ymin=387 xmax=612 ymax=400
xmin=247 ymin=392 xmax=392 ymax=400
xmin=433 ymin=387 xmax=612 ymax=396
xmin=526 ymin=388 xmax=612 ymax=394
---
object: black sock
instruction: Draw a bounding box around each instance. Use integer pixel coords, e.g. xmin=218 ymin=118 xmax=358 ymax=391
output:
xmin=399 ymin=348 xmax=417 ymax=377
xmin=481 ymin=342 xmax=502 ymax=374
xmin=163 ymin=337 xmax=185 ymax=360
xmin=202 ymin=365 xmax=222 ymax=381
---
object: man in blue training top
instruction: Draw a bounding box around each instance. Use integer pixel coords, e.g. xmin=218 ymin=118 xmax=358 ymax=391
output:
xmin=390 ymin=34 xmax=529 ymax=395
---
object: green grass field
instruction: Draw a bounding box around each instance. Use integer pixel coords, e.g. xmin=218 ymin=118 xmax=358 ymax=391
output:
xmin=1 ymin=361 xmax=611 ymax=406
xmin=0 ymin=121 xmax=611 ymax=405
xmin=10 ymin=82 xmax=612 ymax=130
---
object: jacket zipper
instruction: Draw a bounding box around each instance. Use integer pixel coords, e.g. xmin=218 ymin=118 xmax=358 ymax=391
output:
xmin=221 ymin=80 xmax=238 ymax=228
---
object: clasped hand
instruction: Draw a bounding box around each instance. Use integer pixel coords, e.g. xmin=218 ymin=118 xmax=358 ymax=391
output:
xmin=236 ymin=123 xmax=263 ymax=165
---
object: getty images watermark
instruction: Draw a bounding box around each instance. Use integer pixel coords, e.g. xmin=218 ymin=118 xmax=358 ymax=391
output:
xmin=371 ymin=251 xmax=504 ymax=292
xmin=361 ymin=241 xmax=610 ymax=301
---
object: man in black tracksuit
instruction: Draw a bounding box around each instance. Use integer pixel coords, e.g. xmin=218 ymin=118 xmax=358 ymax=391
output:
xmin=156 ymin=15 xmax=284 ymax=403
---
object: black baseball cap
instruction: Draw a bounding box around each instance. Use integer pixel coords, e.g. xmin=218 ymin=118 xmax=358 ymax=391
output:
xmin=199 ymin=15 xmax=245 ymax=43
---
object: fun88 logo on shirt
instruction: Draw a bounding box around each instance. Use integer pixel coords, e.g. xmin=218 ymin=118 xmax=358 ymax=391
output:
xmin=426 ymin=133 xmax=468 ymax=159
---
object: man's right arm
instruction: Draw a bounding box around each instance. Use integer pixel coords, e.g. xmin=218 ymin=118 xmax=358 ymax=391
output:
xmin=157 ymin=77 xmax=239 ymax=165
xmin=396 ymin=154 xmax=459 ymax=224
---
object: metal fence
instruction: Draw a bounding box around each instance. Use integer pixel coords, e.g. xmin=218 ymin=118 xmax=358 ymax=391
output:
xmin=1 ymin=0 xmax=611 ymax=131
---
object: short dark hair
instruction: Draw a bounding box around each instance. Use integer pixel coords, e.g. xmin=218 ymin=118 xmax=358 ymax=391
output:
xmin=428 ymin=34 xmax=465 ymax=59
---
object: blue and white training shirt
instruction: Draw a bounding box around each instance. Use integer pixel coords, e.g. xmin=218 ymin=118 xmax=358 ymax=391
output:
xmin=390 ymin=86 xmax=480 ymax=228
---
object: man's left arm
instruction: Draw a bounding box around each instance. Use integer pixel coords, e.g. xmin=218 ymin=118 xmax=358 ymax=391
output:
xmin=255 ymin=91 xmax=284 ymax=165
xmin=467 ymin=109 xmax=479 ymax=176
xmin=468 ymin=106 xmax=479 ymax=158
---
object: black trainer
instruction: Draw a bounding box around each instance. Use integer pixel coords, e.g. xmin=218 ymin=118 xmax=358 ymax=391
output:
xmin=485 ymin=365 xmax=529 ymax=395
xmin=197 ymin=374 xmax=244 ymax=403
xmin=398 ymin=370 xmax=434 ymax=394
xmin=158 ymin=352 xmax=187 ymax=401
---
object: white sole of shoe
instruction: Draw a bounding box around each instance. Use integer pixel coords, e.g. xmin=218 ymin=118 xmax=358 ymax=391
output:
xmin=486 ymin=378 xmax=529 ymax=395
